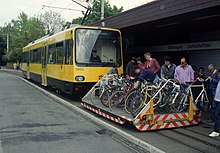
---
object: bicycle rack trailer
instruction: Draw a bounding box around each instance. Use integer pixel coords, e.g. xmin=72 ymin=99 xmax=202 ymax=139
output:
xmin=81 ymin=77 xmax=201 ymax=131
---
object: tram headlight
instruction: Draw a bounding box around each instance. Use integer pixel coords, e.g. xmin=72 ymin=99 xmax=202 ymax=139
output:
xmin=75 ymin=76 xmax=85 ymax=81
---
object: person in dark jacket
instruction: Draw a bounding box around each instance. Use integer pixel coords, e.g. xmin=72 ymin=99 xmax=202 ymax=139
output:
xmin=198 ymin=67 xmax=205 ymax=79
xmin=131 ymin=66 xmax=159 ymax=84
xmin=107 ymin=63 xmax=119 ymax=75
xmin=136 ymin=57 xmax=144 ymax=69
xmin=209 ymin=81 xmax=220 ymax=137
xmin=160 ymin=56 xmax=176 ymax=79
xmin=207 ymin=64 xmax=220 ymax=122
xmin=125 ymin=56 xmax=136 ymax=77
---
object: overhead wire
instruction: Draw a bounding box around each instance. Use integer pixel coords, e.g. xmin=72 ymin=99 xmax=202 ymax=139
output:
xmin=35 ymin=0 xmax=58 ymax=16
xmin=57 ymin=2 xmax=74 ymax=14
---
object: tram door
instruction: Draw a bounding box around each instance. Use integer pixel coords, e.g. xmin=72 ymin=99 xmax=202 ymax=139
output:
xmin=27 ymin=52 xmax=30 ymax=79
xmin=41 ymin=45 xmax=47 ymax=86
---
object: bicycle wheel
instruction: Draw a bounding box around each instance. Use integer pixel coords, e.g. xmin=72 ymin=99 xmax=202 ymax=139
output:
xmin=175 ymin=93 xmax=188 ymax=112
xmin=90 ymin=86 xmax=103 ymax=105
xmin=100 ymin=89 xmax=112 ymax=107
xmin=152 ymin=89 xmax=162 ymax=107
xmin=124 ymin=90 xmax=140 ymax=113
xmin=143 ymin=86 xmax=162 ymax=107
xmin=109 ymin=91 xmax=126 ymax=111
xmin=194 ymin=92 xmax=209 ymax=112
xmin=165 ymin=93 xmax=178 ymax=113
xmin=130 ymin=94 xmax=145 ymax=117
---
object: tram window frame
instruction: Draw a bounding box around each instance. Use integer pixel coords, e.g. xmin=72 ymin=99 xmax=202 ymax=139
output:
xmin=64 ymin=39 xmax=73 ymax=65
xmin=30 ymin=50 xmax=34 ymax=63
xmin=33 ymin=49 xmax=38 ymax=63
xmin=37 ymin=48 xmax=42 ymax=63
xmin=56 ymin=41 xmax=64 ymax=64
xmin=48 ymin=44 xmax=56 ymax=64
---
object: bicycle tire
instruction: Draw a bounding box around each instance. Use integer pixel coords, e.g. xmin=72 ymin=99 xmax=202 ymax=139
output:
xmin=90 ymin=87 xmax=103 ymax=105
xmin=100 ymin=90 xmax=112 ymax=107
xmin=130 ymin=94 xmax=145 ymax=117
xmin=124 ymin=90 xmax=140 ymax=113
xmin=142 ymin=85 xmax=162 ymax=107
xmin=195 ymin=92 xmax=209 ymax=112
xmin=109 ymin=91 xmax=126 ymax=111
xmin=176 ymin=94 xmax=189 ymax=112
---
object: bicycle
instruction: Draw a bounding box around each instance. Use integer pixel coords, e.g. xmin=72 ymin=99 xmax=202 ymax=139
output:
xmin=174 ymin=78 xmax=209 ymax=112
xmin=108 ymin=79 xmax=133 ymax=111
xmin=90 ymin=74 xmax=118 ymax=106
xmin=125 ymin=80 xmax=162 ymax=116
xmin=158 ymin=79 xmax=181 ymax=113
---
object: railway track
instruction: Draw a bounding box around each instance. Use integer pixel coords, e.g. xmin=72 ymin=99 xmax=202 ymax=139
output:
xmin=156 ymin=127 xmax=220 ymax=153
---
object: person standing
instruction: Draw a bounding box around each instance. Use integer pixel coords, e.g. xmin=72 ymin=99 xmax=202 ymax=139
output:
xmin=136 ymin=57 xmax=144 ymax=69
xmin=107 ymin=63 xmax=119 ymax=75
xmin=209 ymin=81 xmax=220 ymax=137
xmin=198 ymin=67 xmax=205 ymax=79
xmin=207 ymin=64 xmax=220 ymax=122
xmin=125 ymin=56 xmax=136 ymax=77
xmin=13 ymin=63 xmax=17 ymax=70
xmin=144 ymin=52 xmax=160 ymax=73
xmin=160 ymin=56 xmax=176 ymax=79
xmin=192 ymin=65 xmax=199 ymax=81
xmin=174 ymin=57 xmax=194 ymax=84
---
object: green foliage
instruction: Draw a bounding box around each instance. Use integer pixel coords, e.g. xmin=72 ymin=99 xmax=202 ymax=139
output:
xmin=72 ymin=0 xmax=123 ymax=25
xmin=0 ymin=12 xmax=46 ymax=63
xmin=1 ymin=10 xmax=66 ymax=63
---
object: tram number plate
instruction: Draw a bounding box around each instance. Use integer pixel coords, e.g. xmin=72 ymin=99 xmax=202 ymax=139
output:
xmin=76 ymin=68 xmax=84 ymax=71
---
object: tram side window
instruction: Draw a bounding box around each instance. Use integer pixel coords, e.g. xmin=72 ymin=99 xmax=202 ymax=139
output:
xmin=30 ymin=50 xmax=34 ymax=63
xmin=56 ymin=42 xmax=63 ymax=64
xmin=65 ymin=39 xmax=73 ymax=64
xmin=38 ymin=48 xmax=43 ymax=63
xmin=48 ymin=44 xmax=56 ymax=64
xmin=30 ymin=48 xmax=41 ymax=63
xmin=33 ymin=49 xmax=41 ymax=63
xmin=22 ymin=52 xmax=28 ymax=63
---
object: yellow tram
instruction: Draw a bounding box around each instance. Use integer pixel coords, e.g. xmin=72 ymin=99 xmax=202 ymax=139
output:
xmin=22 ymin=25 xmax=123 ymax=94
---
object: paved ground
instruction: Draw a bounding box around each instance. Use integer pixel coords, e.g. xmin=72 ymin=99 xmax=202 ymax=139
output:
xmin=0 ymin=72 xmax=144 ymax=153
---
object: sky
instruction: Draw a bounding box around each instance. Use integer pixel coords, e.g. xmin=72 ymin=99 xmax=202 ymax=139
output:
xmin=0 ymin=0 xmax=154 ymax=26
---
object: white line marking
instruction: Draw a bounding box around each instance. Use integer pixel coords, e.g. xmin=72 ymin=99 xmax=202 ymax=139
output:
xmin=18 ymin=76 xmax=165 ymax=153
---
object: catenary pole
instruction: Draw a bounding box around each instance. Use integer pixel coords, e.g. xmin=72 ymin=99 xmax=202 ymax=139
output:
xmin=101 ymin=0 xmax=104 ymax=20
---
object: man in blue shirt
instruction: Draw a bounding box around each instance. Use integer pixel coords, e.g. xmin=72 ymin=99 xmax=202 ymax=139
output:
xmin=209 ymin=80 xmax=220 ymax=137
xmin=207 ymin=64 xmax=220 ymax=122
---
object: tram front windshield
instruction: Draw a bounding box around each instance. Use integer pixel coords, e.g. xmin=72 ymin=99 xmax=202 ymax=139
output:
xmin=75 ymin=28 xmax=122 ymax=66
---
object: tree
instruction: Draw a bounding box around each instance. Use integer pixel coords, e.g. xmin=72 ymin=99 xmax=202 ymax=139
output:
xmin=0 ymin=36 xmax=6 ymax=65
xmin=39 ymin=10 xmax=66 ymax=34
xmin=72 ymin=0 xmax=123 ymax=25
xmin=2 ymin=12 xmax=46 ymax=63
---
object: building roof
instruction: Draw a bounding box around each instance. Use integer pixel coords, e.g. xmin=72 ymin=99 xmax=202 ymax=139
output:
xmin=90 ymin=0 xmax=220 ymax=29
